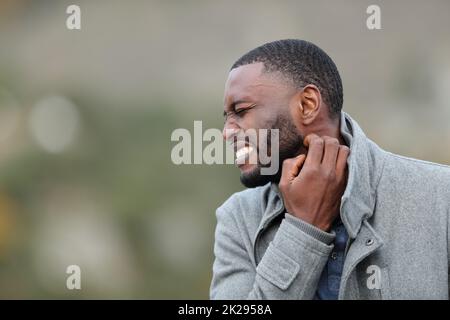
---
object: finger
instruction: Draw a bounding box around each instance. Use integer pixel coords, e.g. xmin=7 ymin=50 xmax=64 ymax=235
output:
xmin=281 ymin=158 xmax=296 ymax=183
xmin=303 ymin=133 xmax=319 ymax=147
xmin=303 ymin=134 xmax=324 ymax=166
xmin=281 ymin=155 xmax=305 ymax=182
xmin=290 ymin=154 xmax=306 ymax=178
xmin=322 ymin=136 xmax=340 ymax=167
xmin=336 ymin=145 xmax=350 ymax=176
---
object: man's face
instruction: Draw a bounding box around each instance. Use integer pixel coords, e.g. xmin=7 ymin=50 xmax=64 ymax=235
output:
xmin=223 ymin=62 xmax=303 ymax=188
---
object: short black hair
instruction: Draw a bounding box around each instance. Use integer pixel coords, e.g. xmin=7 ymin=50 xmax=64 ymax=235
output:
xmin=231 ymin=39 xmax=343 ymax=117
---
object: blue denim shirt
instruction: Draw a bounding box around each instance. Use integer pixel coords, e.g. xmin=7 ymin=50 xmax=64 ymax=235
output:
xmin=314 ymin=218 xmax=349 ymax=300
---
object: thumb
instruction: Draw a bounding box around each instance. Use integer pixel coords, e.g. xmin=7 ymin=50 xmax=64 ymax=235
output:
xmin=281 ymin=154 xmax=306 ymax=183
xmin=290 ymin=154 xmax=306 ymax=178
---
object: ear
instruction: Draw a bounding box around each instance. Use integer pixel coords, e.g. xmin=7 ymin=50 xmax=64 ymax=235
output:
xmin=296 ymin=84 xmax=322 ymax=125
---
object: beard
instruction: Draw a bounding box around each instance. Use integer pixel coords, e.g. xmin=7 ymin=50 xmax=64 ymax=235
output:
xmin=240 ymin=114 xmax=303 ymax=188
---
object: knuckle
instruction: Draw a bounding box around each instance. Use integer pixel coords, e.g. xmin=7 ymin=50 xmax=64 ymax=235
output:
xmin=312 ymin=137 xmax=324 ymax=146
xmin=321 ymin=168 xmax=332 ymax=178
xmin=325 ymin=137 xmax=339 ymax=146
xmin=340 ymin=145 xmax=351 ymax=156
xmin=306 ymin=166 xmax=319 ymax=176
xmin=305 ymin=133 xmax=319 ymax=141
xmin=327 ymin=170 xmax=337 ymax=181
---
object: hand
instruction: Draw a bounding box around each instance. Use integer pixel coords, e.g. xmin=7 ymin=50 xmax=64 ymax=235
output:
xmin=278 ymin=134 xmax=350 ymax=232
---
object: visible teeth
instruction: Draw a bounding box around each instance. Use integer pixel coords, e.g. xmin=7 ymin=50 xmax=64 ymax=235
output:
xmin=236 ymin=146 xmax=254 ymax=160
xmin=236 ymin=148 xmax=247 ymax=159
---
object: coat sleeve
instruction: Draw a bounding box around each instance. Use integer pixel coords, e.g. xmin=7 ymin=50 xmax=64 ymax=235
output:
xmin=210 ymin=206 xmax=335 ymax=299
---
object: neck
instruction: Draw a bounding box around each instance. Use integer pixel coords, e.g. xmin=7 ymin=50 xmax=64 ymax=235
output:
xmin=307 ymin=114 xmax=346 ymax=146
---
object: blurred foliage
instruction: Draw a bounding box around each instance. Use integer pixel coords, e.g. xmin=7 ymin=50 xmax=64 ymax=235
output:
xmin=0 ymin=86 xmax=242 ymax=298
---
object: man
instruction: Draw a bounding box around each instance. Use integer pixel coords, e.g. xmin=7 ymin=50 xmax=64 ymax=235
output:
xmin=210 ymin=39 xmax=450 ymax=299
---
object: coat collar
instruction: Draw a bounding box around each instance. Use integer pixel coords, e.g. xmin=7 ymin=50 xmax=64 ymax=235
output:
xmin=257 ymin=111 xmax=387 ymax=239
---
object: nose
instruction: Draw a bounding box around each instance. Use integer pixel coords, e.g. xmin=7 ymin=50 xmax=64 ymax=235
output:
xmin=222 ymin=120 xmax=240 ymax=141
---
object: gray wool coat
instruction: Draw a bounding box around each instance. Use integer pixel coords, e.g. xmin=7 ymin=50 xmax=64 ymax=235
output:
xmin=210 ymin=111 xmax=450 ymax=300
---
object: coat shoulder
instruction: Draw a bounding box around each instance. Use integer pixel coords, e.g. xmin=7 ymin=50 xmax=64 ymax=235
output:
xmin=218 ymin=183 xmax=270 ymax=217
xmin=216 ymin=183 xmax=275 ymax=237
xmin=385 ymin=151 xmax=450 ymax=174
xmin=382 ymin=151 xmax=450 ymax=195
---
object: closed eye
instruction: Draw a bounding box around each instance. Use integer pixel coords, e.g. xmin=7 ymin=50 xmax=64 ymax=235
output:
xmin=223 ymin=104 xmax=256 ymax=121
xmin=236 ymin=104 xmax=256 ymax=114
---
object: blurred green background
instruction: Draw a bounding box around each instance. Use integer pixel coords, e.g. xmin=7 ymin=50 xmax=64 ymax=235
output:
xmin=0 ymin=0 xmax=449 ymax=298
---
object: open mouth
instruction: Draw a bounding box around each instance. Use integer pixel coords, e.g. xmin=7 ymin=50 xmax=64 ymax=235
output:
xmin=231 ymin=138 xmax=257 ymax=167
xmin=235 ymin=145 xmax=255 ymax=164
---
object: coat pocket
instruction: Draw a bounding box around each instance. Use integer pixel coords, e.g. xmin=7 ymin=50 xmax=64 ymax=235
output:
xmin=256 ymin=243 xmax=300 ymax=290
